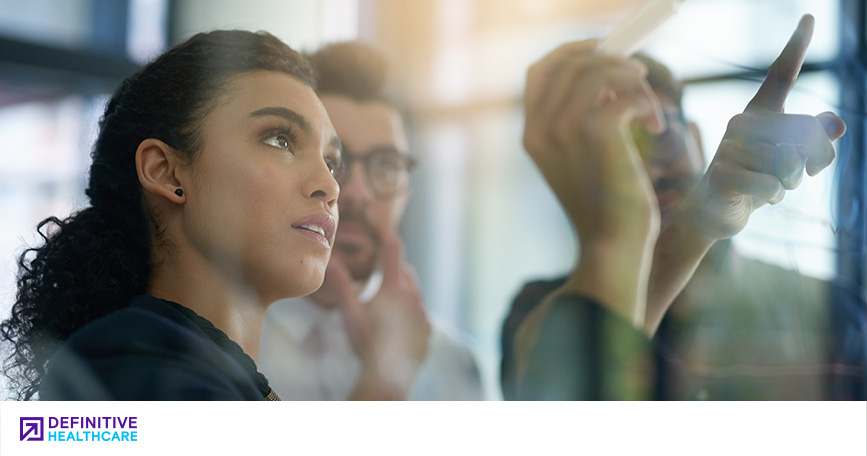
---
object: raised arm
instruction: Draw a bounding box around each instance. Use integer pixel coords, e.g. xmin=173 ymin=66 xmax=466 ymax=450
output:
xmin=645 ymin=14 xmax=847 ymax=334
xmin=521 ymin=40 xmax=665 ymax=326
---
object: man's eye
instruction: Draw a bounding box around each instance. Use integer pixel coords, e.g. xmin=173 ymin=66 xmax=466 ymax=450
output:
xmin=371 ymin=157 xmax=401 ymax=173
xmin=328 ymin=159 xmax=345 ymax=178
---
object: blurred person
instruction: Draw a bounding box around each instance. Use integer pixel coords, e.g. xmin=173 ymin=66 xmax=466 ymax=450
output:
xmin=501 ymin=15 xmax=857 ymax=400
xmin=0 ymin=30 xmax=342 ymax=400
xmin=503 ymin=52 xmax=866 ymax=400
xmin=259 ymin=42 xmax=482 ymax=400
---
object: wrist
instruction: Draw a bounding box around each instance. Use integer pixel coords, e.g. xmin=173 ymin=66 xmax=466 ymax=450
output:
xmin=565 ymin=234 xmax=656 ymax=328
xmin=659 ymin=203 xmax=718 ymax=257
xmin=644 ymin=206 xmax=718 ymax=336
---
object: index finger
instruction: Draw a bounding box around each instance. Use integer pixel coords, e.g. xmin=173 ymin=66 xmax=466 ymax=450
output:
xmin=744 ymin=14 xmax=814 ymax=113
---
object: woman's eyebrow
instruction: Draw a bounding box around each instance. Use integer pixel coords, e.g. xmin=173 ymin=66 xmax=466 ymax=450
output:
xmin=248 ymin=107 xmax=311 ymax=134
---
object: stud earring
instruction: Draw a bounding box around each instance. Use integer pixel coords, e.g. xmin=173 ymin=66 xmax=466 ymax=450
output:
xmin=175 ymin=188 xmax=184 ymax=197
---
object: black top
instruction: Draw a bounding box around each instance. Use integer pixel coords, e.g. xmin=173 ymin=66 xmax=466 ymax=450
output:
xmin=502 ymin=265 xmax=867 ymax=400
xmin=500 ymin=280 xmax=654 ymax=401
xmin=40 ymin=295 xmax=273 ymax=401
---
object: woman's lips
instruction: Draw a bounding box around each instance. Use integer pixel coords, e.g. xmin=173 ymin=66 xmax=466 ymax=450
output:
xmin=294 ymin=226 xmax=331 ymax=248
xmin=292 ymin=213 xmax=337 ymax=249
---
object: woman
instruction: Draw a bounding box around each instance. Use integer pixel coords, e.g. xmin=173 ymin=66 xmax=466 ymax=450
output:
xmin=0 ymin=30 xmax=342 ymax=400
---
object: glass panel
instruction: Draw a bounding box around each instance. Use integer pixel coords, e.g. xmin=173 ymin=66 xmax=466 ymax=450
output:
xmin=659 ymin=72 xmax=845 ymax=401
xmin=0 ymin=0 xmax=94 ymax=49
xmin=407 ymin=108 xmax=577 ymax=399
xmin=409 ymin=0 xmax=848 ymax=400
xmin=173 ymin=0 xmax=360 ymax=53
xmin=0 ymin=94 xmax=103 ymax=321
xmin=647 ymin=0 xmax=840 ymax=79
xmin=127 ymin=0 xmax=168 ymax=64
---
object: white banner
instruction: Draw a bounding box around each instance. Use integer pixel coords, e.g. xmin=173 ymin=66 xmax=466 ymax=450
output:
xmin=1 ymin=401 xmax=865 ymax=455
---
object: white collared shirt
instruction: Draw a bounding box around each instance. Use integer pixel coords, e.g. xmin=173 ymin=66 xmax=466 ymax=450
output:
xmin=259 ymin=296 xmax=483 ymax=400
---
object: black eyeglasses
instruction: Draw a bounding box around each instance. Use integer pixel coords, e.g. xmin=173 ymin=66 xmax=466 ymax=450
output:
xmin=333 ymin=146 xmax=417 ymax=198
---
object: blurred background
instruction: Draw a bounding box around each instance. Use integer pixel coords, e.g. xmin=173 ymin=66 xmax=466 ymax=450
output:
xmin=0 ymin=0 xmax=863 ymax=399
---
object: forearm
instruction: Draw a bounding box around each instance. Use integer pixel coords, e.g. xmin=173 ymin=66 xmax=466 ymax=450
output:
xmin=511 ymin=227 xmax=658 ymax=399
xmin=645 ymin=210 xmax=716 ymax=336
xmin=564 ymin=230 xmax=657 ymax=329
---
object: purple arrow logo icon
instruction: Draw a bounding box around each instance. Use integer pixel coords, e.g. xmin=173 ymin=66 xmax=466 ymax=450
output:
xmin=20 ymin=417 xmax=43 ymax=441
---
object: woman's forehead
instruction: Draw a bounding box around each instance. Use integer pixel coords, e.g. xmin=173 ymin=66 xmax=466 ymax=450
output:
xmin=218 ymin=70 xmax=325 ymax=117
xmin=206 ymin=71 xmax=335 ymax=134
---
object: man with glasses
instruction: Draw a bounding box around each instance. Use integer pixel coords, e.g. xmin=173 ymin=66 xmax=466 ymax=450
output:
xmin=259 ymin=42 xmax=482 ymax=400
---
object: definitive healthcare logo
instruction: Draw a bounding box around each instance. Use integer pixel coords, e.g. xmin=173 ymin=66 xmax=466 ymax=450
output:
xmin=20 ymin=417 xmax=43 ymax=441
xmin=19 ymin=415 xmax=138 ymax=442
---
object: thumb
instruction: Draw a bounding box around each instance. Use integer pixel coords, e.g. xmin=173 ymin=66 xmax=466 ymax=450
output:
xmin=816 ymin=111 xmax=847 ymax=141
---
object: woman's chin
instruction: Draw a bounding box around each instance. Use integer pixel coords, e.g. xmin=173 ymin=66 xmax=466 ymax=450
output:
xmin=268 ymin=265 xmax=326 ymax=302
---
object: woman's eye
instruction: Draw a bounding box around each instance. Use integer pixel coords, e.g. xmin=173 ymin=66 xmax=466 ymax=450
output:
xmin=262 ymin=126 xmax=297 ymax=152
xmin=265 ymin=134 xmax=293 ymax=151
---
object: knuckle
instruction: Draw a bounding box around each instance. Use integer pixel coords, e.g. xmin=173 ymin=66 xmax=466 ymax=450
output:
xmin=767 ymin=179 xmax=785 ymax=199
xmin=780 ymin=174 xmax=803 ymax=191
xmin=769 ymin=187 xmax=786 ymax=205
xmin=777 ymin=147 xmax=805 ymax=173
xmin=716 ymin=138 xmax=741 ymax=160
xmin=726 ymin=114 xmax=748 ymax=133
xmin=817 ymin=143 xmax=836 ymax=168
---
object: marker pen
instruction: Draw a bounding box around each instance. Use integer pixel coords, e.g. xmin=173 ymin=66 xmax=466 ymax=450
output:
xmin=598 ymin=0 xmax=686 ymax=57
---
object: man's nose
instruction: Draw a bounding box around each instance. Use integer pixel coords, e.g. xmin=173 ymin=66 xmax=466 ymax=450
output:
xmin=339 ymin=161 xmax=373 ymax=206
xmin=303 ymin=158 xmax=340 ymax=211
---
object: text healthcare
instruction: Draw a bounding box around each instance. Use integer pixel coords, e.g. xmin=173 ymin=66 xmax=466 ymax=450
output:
xmin=45 ymin=416 xmax=138 ymax=442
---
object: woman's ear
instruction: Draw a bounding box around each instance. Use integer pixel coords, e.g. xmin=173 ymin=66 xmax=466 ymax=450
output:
xmin=135 ymin=138 xmax=185 ymax=204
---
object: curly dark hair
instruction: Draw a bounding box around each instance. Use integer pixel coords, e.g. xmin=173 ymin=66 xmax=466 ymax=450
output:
xmin=0 ymin=30 xmax=316 ymax=400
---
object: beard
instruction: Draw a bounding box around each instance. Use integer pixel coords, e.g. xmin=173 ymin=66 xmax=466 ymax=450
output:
xmin=333 ymin=208 xmax=379 ymax=282
xmin=338 ymin=243 xmax=377 ymax=282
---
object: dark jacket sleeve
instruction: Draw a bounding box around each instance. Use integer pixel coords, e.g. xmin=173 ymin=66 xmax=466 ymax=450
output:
xmin=502 ymin=281 xmax=655 ymax=400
